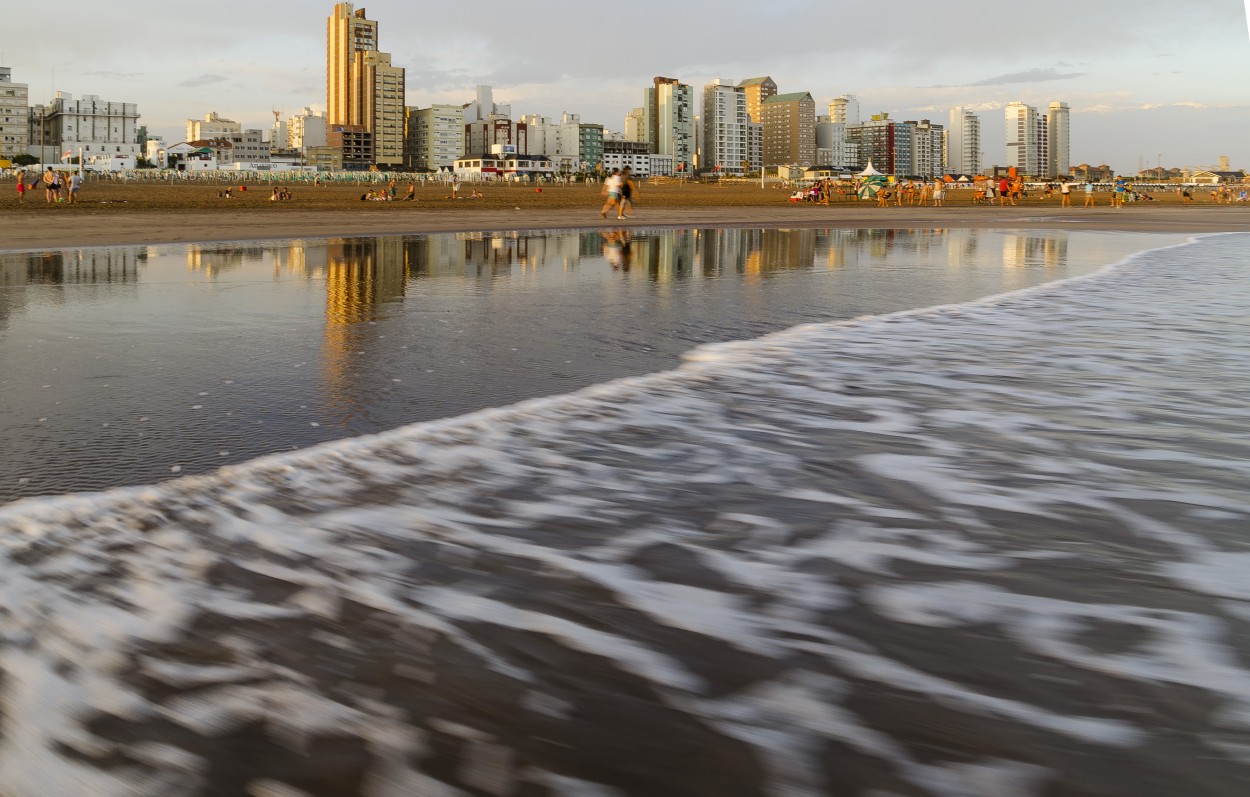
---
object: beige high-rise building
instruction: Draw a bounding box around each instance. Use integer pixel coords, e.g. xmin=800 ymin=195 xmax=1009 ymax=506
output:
xmin=738 ymin=76 xmax=776 ymax=124
xmin=327 ymin=3 xmax=404 ymax=167
xmin=354 ymin=50 xmax=405 ymax=167
xmin=761 ymin=92 xmax=816 ymax=167
xmin=327 ymin=3 xmax=376 ymax=126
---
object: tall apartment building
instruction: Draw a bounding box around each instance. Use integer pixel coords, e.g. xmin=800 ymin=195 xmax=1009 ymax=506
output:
xmin=646 ymin=77 xmax=694 ymax=171
xmin=354 ymin=50 xmax=405 ymax=167
xmin=702 ymin=79 xmax=749 ymax=174
xmin=1047 ymin=101 xmax=1070 ymax=178
xmin=746 ymin=122 xmax=763 ymax=173
xmin=738 ymin=76 xmax=776 ymax=124
xmin=462 ymin=85 xmax=511 ymax=124
xmin=909 ymin=119 xmax=946 ymax=179
xmin=946 ymin=106 xmax=981 ymax=175
xmin=847 ymin=113 xmax=912 ymax=175
xmin=327 ymin=2 xmax=376 ymax=125
xmin=406 ymin=104 xmax=464 ymax=170
xmin=0 ymin=67 xmax=29 ymax=162
xmin=575 ymin=123 xmax=602 ymax=171
xmin=288 ymin=107 xmax=328 ymax=150
xmin=815 ymin=119 xmax=859 ymax=169
xmin=465 ymin=117 xmax=528 ymax=155
xmin=327 ymin=2 xmax=405 ymax=167
xmin=1005 ymin=101 xmax=1049 ymax=176
xmin=829 ymin=95 xmax=860 ymax=125
xmin=623 ymin=107 xmax=647 ymax=143
xmin=30 ymin=92 xmax=141 ymax=165
xmin=761 ymin=92 xmax=815 ymax=168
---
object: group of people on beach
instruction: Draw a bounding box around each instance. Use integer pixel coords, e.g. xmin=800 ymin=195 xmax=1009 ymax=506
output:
xmin=13 ymin=167 xmax=82 ymax=204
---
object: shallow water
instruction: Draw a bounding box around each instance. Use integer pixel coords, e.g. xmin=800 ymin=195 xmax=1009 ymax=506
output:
xmin=0 ymin=227 xmax=1181 ymax=502
xmin=0 ymin=232 xmax=1246 ymax=797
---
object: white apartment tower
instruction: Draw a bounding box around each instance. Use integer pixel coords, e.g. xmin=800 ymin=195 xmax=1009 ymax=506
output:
xmin=946 ymin=106 xmax=981 ymax=175
xmin=288 ymin=107 xmax=328 ymax=150
xmin=1004 ymin=101 xmax=1047 ymax=175
xmin=0 ymin=67 xmax=30 ymax=162
xmin=1047 ymin=101 xmax=1070 ymax=178
xmin=702 ymin=79 xmax=749 ymax=175
xmin=829 ymin=95 xmax=860 ymax=125
xmin=909 ymin=119 xmax=946 ymax=179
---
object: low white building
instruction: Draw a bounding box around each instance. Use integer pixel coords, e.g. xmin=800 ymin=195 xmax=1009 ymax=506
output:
xmin=454 ymin=148 xmax=554 ymax=180
xmin=166 ymin=142 xmax=218 ymax=171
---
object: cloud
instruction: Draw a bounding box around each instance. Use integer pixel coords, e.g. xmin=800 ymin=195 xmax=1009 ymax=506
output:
xmin=84 ymin=70 xmax=142 ymax=80
xmin=1080 ymin=100 xmax=1239 ymax=113
xmin=178 ymin=74 xmax=228 ymax=88
xmin=967 ymin=68 xmax=1086 ymax=86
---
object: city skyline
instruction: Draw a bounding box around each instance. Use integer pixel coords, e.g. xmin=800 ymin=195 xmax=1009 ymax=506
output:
xmin=5 ymin=0 xmax=1250 ymax=173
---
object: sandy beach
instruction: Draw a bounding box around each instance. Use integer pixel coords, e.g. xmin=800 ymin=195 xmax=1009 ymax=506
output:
xmin=2 ymin=181 xmax=1249 ymax=250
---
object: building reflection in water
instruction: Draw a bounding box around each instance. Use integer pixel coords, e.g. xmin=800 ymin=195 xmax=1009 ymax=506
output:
xmin=1001 ymin=232 xmax=1069 ymax=270
xmin=185 ymin=244 xmax=269 ymax=277
xmin=0 ymin=247 xmax=145 ymax=328
xmin=253 ymin=227 xmax=1080 ymax=421
xmin=320 ymin=238 xmax=409 ymax=419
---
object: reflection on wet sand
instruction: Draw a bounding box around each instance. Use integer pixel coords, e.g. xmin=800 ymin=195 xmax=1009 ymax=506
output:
xmin=0 ymin=227 xmax=1154 ymax=504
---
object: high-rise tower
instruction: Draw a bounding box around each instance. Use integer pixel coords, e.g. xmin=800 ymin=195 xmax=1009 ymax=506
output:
xmin=327 ymin=3 xmax=404 ymax=167
xmin=1046 ymin=101 xmax=1070 ymax=178
xmin=947 ymin=106 xmax=981 ymax=175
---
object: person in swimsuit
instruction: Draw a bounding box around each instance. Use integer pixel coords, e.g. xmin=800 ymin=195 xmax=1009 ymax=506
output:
xmin=600 ymin=168 xmax=622 ymax=218
xmin=617 ymin=167 xmax=636 ymax=219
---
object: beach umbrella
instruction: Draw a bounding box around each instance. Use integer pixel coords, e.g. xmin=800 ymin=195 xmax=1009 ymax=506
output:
xmin=856 ymin=175 xmax=887 ymax=199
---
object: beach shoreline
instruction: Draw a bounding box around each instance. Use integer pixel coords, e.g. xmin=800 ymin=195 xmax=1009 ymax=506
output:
xmin=3 ymin=181 xmax=1249 ymax=251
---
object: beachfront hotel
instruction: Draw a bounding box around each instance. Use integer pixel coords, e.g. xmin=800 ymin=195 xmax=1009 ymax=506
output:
xmin=326 ymin=3 xmax=406 ymax=168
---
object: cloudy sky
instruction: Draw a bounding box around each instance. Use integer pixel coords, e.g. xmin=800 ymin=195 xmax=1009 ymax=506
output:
xmin=7 ymin=0 xmax=1250 ymax=173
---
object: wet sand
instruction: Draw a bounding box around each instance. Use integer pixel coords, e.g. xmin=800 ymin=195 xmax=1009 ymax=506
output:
xmin=2 ymin=181 xmax=1248 ymax=250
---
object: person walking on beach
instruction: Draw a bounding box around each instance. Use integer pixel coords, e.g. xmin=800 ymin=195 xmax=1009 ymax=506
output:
xmin=15 ymin=169 xmax=25 ymax=204
xmin=931 ymin=178 xmax=944 ymax=206
xmin=600 ymin=168 xmax=623 ymax=218
xmin=998 ymin=177 xmax=1010 ymax=206
xmin=1059 ymin=180 xmax=1071 ymax=208
xmin=67 ymin=171 xmax=82 ymax=204
xmin=1084 ymin=180 xmax=1095 ymax=207
xmin=404 ymin=180 xmax=416 ymax=201
xmin=617 ymin=167 xmax=636 ymax=218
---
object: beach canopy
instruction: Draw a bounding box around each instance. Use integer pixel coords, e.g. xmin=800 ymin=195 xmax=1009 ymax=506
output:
xmin=857 ymin=160 xmax=882 ymax=177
